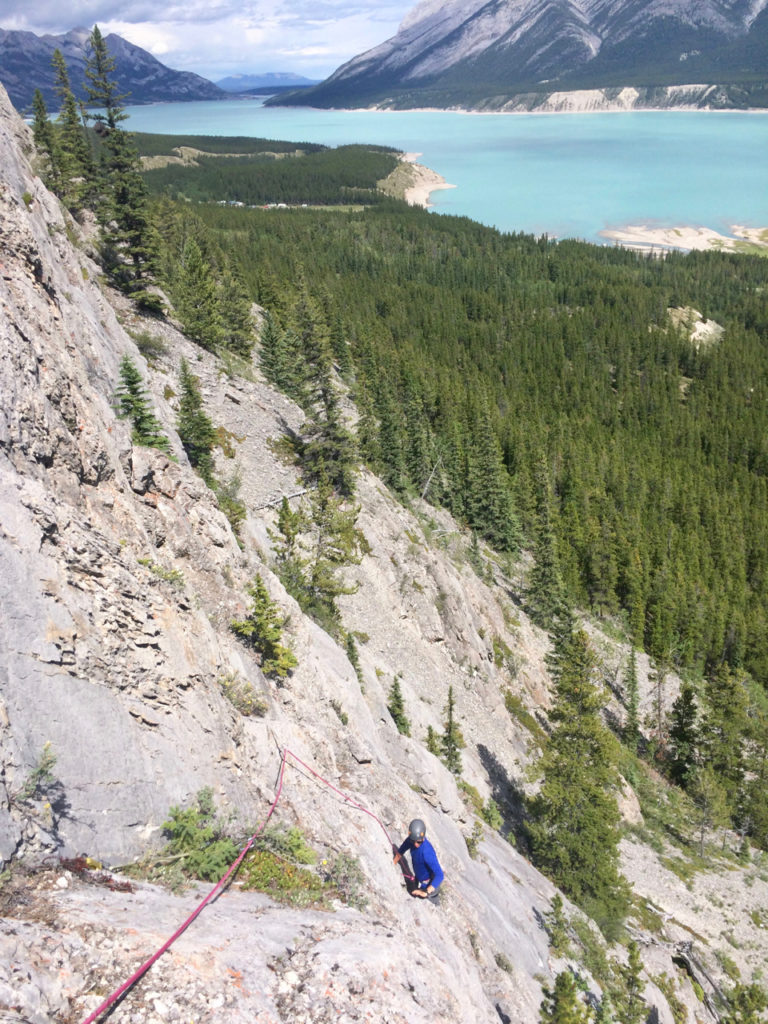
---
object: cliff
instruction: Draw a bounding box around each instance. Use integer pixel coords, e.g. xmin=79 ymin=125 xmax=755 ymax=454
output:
xmin=1 ymin=83 xmax=767 ymax=1024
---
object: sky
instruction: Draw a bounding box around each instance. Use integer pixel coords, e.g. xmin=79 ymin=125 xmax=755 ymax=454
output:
xmin=1 ymin=0 xmax=416 ymax=82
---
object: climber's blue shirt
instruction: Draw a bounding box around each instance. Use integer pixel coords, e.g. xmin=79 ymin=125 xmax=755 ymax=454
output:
xmin=398 ymin=835 xmax=444 ymax=891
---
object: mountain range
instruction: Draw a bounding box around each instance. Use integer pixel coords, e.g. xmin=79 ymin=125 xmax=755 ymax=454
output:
xmin=274 ymin=0 xmax=768 ymax=110
xmin=0 ymin=26 xmax=225 ymax=111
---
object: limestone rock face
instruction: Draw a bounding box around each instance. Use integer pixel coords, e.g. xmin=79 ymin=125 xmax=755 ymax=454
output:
xmin=1 ymin=83 xmax=766 ymax=1024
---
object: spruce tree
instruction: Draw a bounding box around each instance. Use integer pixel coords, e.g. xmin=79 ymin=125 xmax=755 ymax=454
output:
xmin=115 ymin=355 xmax=170 ymax=452
xmin=527 ymin=458 xmax=570 ymax=631
xmin=175 ymin=238 xmax=223 ymax=350
xmin=230 ymin=575 xmax=297 ymax=679
xmin=527 ymin=628 xmax=629 ymax=937
xmin=441 ymin=685 xmax=464 ymax=776
xmin=51 ymin=49 xmax=92 ymax=208
xmin=539 ymin=971 xmax=592 ymax=1024
xmin=701 ymin=665 xmax=748 ymax=809
xmin=387 ymin=675 xmax=411 ymax=736
xmin=84 ymin=27 xmax=161 ymax=309
xmin=219 ymin=264 xmax=255 ymax=356
xmin=177 ymin=358 xmax=216 ymax=483
xmin=668 ymin=681 xmax=699 ymax=788
xmin=31 ymin=90 xmax=60 ymax=192
xmin=615 ymin=941 xmax=647 ymax=1024
xmin=623 ymin=649 xmax=641 ymax=752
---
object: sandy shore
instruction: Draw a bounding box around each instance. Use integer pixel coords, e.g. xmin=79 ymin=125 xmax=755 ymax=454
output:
xmin=400 ymin=152 xmax=456 ymax=208
xmin=599 ymin=223 xmax=768 ymax=253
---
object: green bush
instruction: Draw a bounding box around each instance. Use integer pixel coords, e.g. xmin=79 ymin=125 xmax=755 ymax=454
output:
xmin=160 ymin=787 xmax=238 ymax=882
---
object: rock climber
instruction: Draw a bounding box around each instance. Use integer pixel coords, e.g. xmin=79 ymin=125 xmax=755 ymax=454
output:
xmin=393 ymin=818 xmax=443 ymax=899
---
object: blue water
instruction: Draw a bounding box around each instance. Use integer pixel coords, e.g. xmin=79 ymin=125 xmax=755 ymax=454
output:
xmin=124 ymin=98 xmax=768 ymax=245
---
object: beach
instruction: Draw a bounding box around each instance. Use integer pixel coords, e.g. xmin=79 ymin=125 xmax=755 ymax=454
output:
xmin=399 ymin=152 xmax=456 ymax=208
xmin=599 ymin=223 xmax=768 ymax=253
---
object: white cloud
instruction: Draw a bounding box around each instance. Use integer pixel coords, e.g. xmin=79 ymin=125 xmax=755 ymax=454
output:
xmin=0 ymin=0 xmax=412 ymax=78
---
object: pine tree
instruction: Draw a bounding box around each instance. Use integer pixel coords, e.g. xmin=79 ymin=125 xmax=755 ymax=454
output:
xmin=257 ymin=312 xmax=289 ymax=387
xmin=425 ymin=725 xmax=441 ymax=756
xmin=690 ymin=766 xmax=731 ymax=856
xmin=623 ymin=649 xmax=641 ymax=752
xmin=31 ymin=89 xmax=60 ymax=192
xmin=527 ymin=628 xmax=629 ymax=937
xmin=701 ymin=665 xmax=748 ymax=808
xmin=219 ymin=264 xmax=254 ymax=356
xmin=84 ymin=27 xmax=161 ymax=310
xmin=527 ymin=458 xmax=570 ymax=631
xmin=51 ymin=49 xmax=92 ymax=208
xmin=722 ymin=983 xmax=768 ymax=1024
xmin=175 ymin=238 xmax=223 ymax=350
xmin=539 ymin=971 xmax=592 ymax=1024
xmin=177 ymin=358 xmax=216 ymax=483
xmin=387 ymin=675 xmax=411 ymax=735
xmin=668 ymin=681 xmax=699 ymax=787
xmin=230 ymin=575 xmax=297 ymax=679
xmin=615 ymin=941 xmax=647 ymax=1024
xmin=115 ymin=355 xmax=170 ymax=452
xmin=441 ymin=685 xmax=464 ymax=776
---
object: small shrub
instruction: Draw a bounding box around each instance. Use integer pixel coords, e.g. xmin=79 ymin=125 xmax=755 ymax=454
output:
xmin=218 ymin=670 xmax=267 ymax=716
xmin=137 ymin=557 xmax=185 ymax=588
xmin=459 ymin=780 xmax=483 ymax=815
xmin=466 ymin=821 xmax=483 ymax=859
xmin=127 ymin=329 xmax=167 ymax=363
xmin=543 ymin=893 xmax=571 ymax=957
xmin=330 ymin=699 xmax=349 ymax=725
xmin=22 ymin=190 xmax=33 ymax=208
xmin=255 ymin=825 xmax=317 ymax=864
xmin=504 ymin=690 xmax=547 ymax=747
xmin=160 ymin=787 xmax=238 ymax=883
xmin=495 ymin=952 xmax=514 ymax=973
xmin=13 ymin=742 xmax=57 ymax=804
xmin=482 ymin=798 xmax=503 ymax=830
xmin=240 ymin=849 xmax=329 ymax=906
xmin=716 ymin=950 xmax=741 ymax=982
xmin=320 ymin=853 xmax=368 ymax=910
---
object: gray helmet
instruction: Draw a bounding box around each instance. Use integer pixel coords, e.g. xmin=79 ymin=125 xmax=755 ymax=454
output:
xmin=408 ymin=818 xmax=426 ymax=842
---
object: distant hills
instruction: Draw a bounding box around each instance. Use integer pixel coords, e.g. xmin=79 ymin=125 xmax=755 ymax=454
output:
xmin=215 ymin=72 xmax=320 ymax=93
xmin=0 ymin=27 xmax=225 ymax=111
xmin=272 ymin=0 xmax=768 ymax=110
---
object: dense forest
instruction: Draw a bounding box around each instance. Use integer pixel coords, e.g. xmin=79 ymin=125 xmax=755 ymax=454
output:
xmin=134 ymin=133 xmax=400 ymax=207
xmin=173 ymin=201 xmax=768 ymax=684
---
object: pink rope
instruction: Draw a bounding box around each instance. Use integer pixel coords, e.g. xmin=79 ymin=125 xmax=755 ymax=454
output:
xmin=80 ymin=750 xmax=288 ymax=1024
xmin=79 ymin=747 xmax=407 ymax=1024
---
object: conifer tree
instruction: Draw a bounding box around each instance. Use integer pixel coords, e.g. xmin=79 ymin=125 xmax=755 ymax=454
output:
xmin=623 ymin=649 xmax=641 ymax=752
xmin=175 ymin=238 xmax=223 ymax=350
xmin=701 ymin=665 xmax=748 ymax=808
xmin=465 ymin=401 xmax=521 ymax=552
xmin=219 ymin=264 xmax=255 ymax=356
xmin=690 ymin=765 xmax=731 ymax=856
xmin=527 ymin=458 xmax=570 ymax=631
xmin=441 ymin=685 xmax=464 ymax=776
xmin=258 ymin=312 xmax=288 ymax=387
xmin=722 ymin=983 xmax=768 ymax=1024
xmin=539 ymin=971 xmax=592 ymax=1024
xmin=177 ymin=358 xmax=216 ymax=483
xmin=668 ymin=681 xmax=699 ymax=788
xmin=84 ymin=27 xmax=161 ymax=309
xmin=615 ymin=941 xmax=647 ymax=1024
xmin=527 ymin=628 xmax=628 ymax=937
xmin=31 ymin=90 xmax=60 ymax=192
xmin=115 ymin=355 xmax=170 ymax=452
xmin=51 ymin=49 xmax=92 ymax=208
xmin=387 ymin=675 xmax=411 ymax=736
xmin=230 ymin=575 xmax=297 ymax=679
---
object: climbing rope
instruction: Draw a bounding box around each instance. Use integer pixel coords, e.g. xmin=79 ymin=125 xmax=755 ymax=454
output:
xmin=79 ymin=747 xmax=403 ymax=1024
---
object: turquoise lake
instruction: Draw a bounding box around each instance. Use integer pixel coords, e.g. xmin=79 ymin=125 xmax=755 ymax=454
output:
xmin=124 ymin=99 xmax=768 ymax=245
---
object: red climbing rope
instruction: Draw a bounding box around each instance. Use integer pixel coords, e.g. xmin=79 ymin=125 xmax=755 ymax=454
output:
xmin=79 ymin=747 xmax=403 ymax=1024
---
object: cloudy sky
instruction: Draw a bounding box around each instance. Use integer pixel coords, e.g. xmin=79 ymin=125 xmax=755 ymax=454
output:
xmin=1 ymin=0 xmax=416 ymax=81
